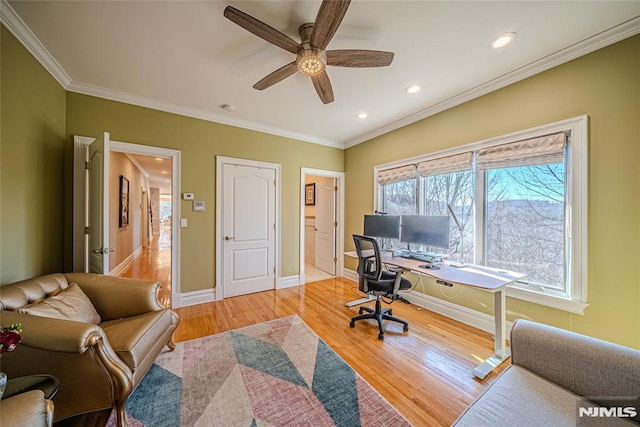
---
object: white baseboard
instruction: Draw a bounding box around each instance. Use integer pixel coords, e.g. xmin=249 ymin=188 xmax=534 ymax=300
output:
xmin=343 ymin=268 xmax=513 ymax=336
xmin=180 ymin=288 xmax=216 ymax=307
xmin=110 ymin=247 xmax=143 ymax=277
xmin=278 ymin=275 xmax=300 ymax=289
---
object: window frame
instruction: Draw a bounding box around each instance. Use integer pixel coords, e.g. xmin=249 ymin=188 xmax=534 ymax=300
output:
xmin=373 ymin=115 xmax=588 ymax=314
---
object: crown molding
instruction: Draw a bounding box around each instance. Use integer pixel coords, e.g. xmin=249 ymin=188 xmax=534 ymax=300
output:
xmin=343 ymin=15 xmax=640 ymax=149
xmin=66 ymin=81 xmax=342 ymax=148
xmin=0 ymin=0 xmax=71 ymax=88
xmin=3 ymin=0 xmax=638 ymax=151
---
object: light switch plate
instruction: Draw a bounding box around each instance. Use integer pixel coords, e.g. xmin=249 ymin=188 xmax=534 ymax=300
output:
xmin=182 ymin=192 xmax=194 ymax=200
xmin=180 ymin=218 xmax=188 ymax=227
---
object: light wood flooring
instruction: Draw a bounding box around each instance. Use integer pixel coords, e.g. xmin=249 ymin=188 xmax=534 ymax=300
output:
xmin=60 ymin=232 xmax=509 ymax=426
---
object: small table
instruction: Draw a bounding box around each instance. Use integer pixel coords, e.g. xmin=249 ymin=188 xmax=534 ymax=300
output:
xmin=2 ymin=374 xmax=59 ymax=400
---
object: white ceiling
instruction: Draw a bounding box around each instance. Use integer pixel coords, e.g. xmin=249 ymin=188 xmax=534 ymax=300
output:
xmin=128 ymin=153 xmax=173 ymax=195
xmin=4 ymin=0 xmax=640 ymax=152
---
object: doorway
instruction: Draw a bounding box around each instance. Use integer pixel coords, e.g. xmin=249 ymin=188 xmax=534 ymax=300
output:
xmin=300 ymin=168 xmax=345 ymax=284
xmin=72 ymin=136 xmax=182 ymax=308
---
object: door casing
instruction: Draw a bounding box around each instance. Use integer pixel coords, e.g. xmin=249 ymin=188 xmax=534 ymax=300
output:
xmin=73 ymin=136 xmax=182 ymax=307
xmin=300 ymin=168 xmax=345 ymax=285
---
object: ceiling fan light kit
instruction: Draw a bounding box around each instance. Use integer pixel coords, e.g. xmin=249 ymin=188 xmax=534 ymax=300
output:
xmin=297 ymin=48 xmax=327 ymax=76
xmin=223 ymin=0 xmax=394 ymax=104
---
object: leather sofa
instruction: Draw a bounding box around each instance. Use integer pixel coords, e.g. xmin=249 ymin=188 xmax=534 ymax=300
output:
xmin=454 ymin=319 xmax=640 ymax=426
xmin=0 ymin=273 xmax=179 ymax=427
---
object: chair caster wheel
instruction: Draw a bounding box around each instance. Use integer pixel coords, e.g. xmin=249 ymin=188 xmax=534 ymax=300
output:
xmin=403 ymin=325 xmax=409 ymax=332
xmin=359 ymin=308 xmax=365 ymax=315
xmin=378 ymin=333 xmax=384 ymax=341
xmin=388 ymin=310 xmax=393 ymax=315
xmin=350 ymin=321 xmax=355 ymax=328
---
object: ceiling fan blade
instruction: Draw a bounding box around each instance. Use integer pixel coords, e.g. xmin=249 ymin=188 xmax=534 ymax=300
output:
xmin=326 ymin=50 xmax=394 ymax=67
xmin=310 ymin=0 xmax=351 ymax=50
xmin=311 ymin=71 xmax=334 ymax=104
xmin=224 ymin=6 xmax=301 ymax=54
xmin=253 ymin=62 xmax=298 ymax=90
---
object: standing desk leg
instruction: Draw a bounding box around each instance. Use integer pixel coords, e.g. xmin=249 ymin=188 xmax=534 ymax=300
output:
xmin=346 ymin=294 xmax=375 ymax=307
xmin=473 ymin=288 xmax=510 ymax=379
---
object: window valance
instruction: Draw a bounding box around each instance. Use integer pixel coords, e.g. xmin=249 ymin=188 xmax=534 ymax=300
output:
xmin=377 ymin=165 xmax=417 ymax=186
xmin=477 ymin=132 xmax=566 ymax=170
xmin=418 ymin=152 xmax=473 ymax=177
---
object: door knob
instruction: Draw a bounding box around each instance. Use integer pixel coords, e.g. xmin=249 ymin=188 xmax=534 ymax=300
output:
xmin=225 ymin=236 xmax=234 ymax=241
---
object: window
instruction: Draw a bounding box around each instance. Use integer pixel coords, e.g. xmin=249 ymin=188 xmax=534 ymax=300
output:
xmin=374 ymin=116 xmax=588 ymax=314
xmin=419 ymin=153 xmax=474 ymax=262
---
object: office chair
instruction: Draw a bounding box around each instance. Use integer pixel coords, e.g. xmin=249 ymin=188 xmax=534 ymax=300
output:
xmin=350 ymin=235 xmax=411 ymax=340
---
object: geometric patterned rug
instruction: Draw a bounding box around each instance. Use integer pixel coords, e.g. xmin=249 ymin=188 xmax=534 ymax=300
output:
xmin=107 ymin=315 xmax=412 ymax=426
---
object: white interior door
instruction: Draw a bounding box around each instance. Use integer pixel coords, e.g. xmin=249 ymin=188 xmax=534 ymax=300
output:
xmin=86 ymin=132 xmax=111 ymax=273
xmin=315 ymin=177 xmax=336 ymax=275
xmin=223 ymin=163 xmax=276 ymax=297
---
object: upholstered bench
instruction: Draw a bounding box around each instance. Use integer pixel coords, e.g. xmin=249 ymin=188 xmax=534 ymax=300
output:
xmin=0 ymin=273 xmax=179 ymax=427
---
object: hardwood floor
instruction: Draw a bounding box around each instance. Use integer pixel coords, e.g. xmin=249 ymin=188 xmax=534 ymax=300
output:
xmin=173 ymin=280 xmax=507 ymax=426
xmin=60 ymin=233 xmax=509 ymax=426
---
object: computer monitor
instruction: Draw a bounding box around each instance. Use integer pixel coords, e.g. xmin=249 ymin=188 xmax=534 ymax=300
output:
xmin=363 ymin=215 xmax=400 ymax=239
xmin=400 ymin=215 xmax=450 ymax=249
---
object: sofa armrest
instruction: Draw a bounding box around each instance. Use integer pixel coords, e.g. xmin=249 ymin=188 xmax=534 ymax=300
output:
xmin=1 ymin=311 xmax=105 ymax=354
xmin=510 ymin=319 xmax=640 ymax=409
xmin=64 ymin=273 xmax=164 ymax=321
xmin=0 ymin=390 xmax=53 ymax=427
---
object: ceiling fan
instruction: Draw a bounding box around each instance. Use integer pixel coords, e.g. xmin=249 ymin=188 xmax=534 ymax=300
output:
xmin=224 ymin=0 xmax=394 ymax=104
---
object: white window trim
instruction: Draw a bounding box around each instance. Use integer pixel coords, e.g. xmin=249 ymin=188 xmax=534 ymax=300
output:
xmin=374 ymin=115 xmax=589 ymax=314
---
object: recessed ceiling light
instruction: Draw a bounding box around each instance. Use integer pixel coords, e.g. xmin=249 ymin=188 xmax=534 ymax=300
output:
xmin=491 ymin=32 xmax=517 ymax=49
xmin=356 ymin=112 xmax=368 ymax=119
xmin=161 ymin=171 xmax=168 ymax=174
xmin=155 ymin=157 xmax=163 ymax=161
xmin=405 ymin=84 xmax=421 ymax=94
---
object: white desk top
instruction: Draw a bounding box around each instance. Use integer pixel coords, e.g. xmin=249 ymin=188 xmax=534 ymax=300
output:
xmin=344 ymin=250 xmax=525 ymax=292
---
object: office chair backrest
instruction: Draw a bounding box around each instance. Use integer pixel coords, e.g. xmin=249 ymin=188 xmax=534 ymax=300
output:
xmin=353 ymin=235 xmax=383 ymax=291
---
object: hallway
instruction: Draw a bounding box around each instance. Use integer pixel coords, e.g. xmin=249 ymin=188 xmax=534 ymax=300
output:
xmin=118 ymin=228 xmax=172 ymax=308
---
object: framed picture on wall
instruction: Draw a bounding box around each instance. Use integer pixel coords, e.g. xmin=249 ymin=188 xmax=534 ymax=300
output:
xmin=305 ymin=183 xmax=315 ymax=206
xmin=120 ymin=175 xmax=129 ymax=227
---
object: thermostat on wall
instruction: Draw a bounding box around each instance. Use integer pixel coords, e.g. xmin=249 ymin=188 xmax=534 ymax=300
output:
xmin=182 ymin=192 xmax=194 ymax=200
xmin=193 ymin=200 xmax=205 ymax=212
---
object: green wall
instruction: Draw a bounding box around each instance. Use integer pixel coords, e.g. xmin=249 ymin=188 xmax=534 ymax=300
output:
xmin=345 ymin=35 xmax=640 ymax=349
xmin=1 ymin=26 xmax=67 ymax=283
xmin=64 ymin=94 xmax=344 ymax=293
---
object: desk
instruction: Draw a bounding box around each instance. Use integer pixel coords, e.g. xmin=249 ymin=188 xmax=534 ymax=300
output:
xmin=345 ymin=250 xmax=525 ymax=379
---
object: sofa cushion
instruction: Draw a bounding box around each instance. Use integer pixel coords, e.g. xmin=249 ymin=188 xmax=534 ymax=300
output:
xmin=17 ymin=283 xmax=101 ymax=324
xmin=100 ymin=309 xmax=174 ymax=372
xmin=453 ymin=365 xmax=634 ymax=427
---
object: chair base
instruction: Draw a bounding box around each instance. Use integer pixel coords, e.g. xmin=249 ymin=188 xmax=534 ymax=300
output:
xmin=350 ymin=295 xmax=409 ymax=340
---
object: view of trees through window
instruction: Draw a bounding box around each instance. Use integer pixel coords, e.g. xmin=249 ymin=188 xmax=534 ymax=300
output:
xmin=486 ymin=163 xmax=565 ymax=289
xmin=379 ymin=161 xmax=566 ymax=290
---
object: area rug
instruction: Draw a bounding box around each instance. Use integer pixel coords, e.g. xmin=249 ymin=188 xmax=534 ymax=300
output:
xmin=107 ymin=315 xmax=411 ymax=427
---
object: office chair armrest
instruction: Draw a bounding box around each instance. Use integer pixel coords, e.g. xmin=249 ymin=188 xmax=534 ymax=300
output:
xmin=391 ymin=269 xmax=404 ymax=295
xmin=388 ymin=266 xmax=405 ymax=274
